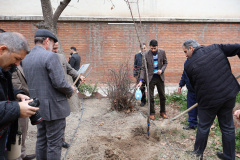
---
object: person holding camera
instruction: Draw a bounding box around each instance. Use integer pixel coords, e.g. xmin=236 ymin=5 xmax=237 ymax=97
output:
xmin=0 ymin=32 xmax=39 ymax=159
xmin=22 ymin=29 xmax=75 ymax=160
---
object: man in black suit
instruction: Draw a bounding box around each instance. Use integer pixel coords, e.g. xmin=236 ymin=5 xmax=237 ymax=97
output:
xmin=183 ymin=39 xmax=240 ymax=160
xmin=133 ymin=43 xmax=147 ymax=106
xmin=69 ymin=47 xmax=81 ymax=87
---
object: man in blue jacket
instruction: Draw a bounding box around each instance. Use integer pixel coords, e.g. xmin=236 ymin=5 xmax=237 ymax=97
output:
xmin=0 ymin=32 xmax=39 ymax=159
xmin=178 ymin=59 xmax=198 ymax=130
xmin=183 ymin=39 xmax=240 ymax=160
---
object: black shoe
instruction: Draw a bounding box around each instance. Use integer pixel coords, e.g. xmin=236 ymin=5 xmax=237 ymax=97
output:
xmin=23 ymin=154 xmax=36 ymax=160
xmin=183 ymin=126 xmax=197 ymax=130
xmin=217 ymin=152 xmax=226 ymax=160
xmin=62 ymin=141 xmax=70 ymax=148
xmin=140 ymin=102 xmax=146 ymax=107
xmin=186 ymin=151 xmax=203 ymax=160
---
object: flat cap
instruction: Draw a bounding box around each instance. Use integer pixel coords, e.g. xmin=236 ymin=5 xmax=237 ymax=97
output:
xmin=34 ymin=29 xmax=58 ymax=42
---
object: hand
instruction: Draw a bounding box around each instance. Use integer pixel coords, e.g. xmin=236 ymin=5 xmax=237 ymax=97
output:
xmin=137 ymin=81 xmax=143 ymax=88
xmin=157 ymin=70 xmax=162 ymax=75
xmin=72 ymin=85 xmax=77 ymax=94
xmin=234 ymin=110 xmax=240 ymax=119
xmin=16 ymin=94 xmax=30 ymax=102
xmin=177 ymin=87 xmax=182 ymax=93
xmin=18 ymin=99 xmax=39 ymax=118
xmin=80 ymin=76 xmax=86 ymax=83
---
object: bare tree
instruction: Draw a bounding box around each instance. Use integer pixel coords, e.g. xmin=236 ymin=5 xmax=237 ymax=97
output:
xmin=35 ymin=0 xmax=70 ymax=54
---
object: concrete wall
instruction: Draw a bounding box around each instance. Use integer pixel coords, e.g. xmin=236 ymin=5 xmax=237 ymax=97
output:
xmin=0 ymin=0 xmax=240 ymax=21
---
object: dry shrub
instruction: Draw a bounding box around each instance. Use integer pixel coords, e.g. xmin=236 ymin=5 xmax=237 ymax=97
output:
xmin=106 ymin=63 xmax=136 ymax=111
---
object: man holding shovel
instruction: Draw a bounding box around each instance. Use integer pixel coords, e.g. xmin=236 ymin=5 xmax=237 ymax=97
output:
xmin=183 ymin=39 xmax=240 ymax=160
xmin=52 ymin=42 xmax=85 ymax=149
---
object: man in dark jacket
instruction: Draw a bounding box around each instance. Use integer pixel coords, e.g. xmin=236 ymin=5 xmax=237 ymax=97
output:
xmin=69 ymin=47 xmax=81 ymax=87
xmin=0 ymin=32 xmax=39 ymax=159
xmin=178 ymin=59 xmax=198 ymax=130
xmin=183 ymin=39 xmax=240 ymax=160
xmin=133 ymin=43 xmax=147 ymax=106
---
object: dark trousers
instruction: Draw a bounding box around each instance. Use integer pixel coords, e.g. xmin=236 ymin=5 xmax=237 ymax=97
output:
xmin=36 ymin=119 xmax=66 ymax=160
xmin=149 ymin=76 xmax=166 ymax=115
xmin=187 ymin=91 xmax=198 ymax=127
xmin=194 ymin=98 xmax=236 ymax=160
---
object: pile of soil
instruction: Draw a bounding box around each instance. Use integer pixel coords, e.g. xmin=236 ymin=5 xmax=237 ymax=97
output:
xmin=25 ymin=98 xmax=240 ymax=160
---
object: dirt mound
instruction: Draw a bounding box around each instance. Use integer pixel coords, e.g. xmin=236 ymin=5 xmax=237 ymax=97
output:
xmin=25 ymin=98 xmax=235 ymax=160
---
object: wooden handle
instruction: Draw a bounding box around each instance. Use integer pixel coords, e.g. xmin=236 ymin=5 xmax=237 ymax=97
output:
xmin=168 ymin=74 xmax=240 ymax=122
xmin=73 ymin=74 xmax=81 ymax=86
xmin=170 ymin=103 xmax=198 ymax=122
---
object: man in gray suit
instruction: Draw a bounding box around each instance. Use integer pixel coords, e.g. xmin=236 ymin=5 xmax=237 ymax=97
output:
xmin=22 ymin=29 xmax=75 ymax=160
xmin=137 ymin=39 xmax=168 ymax=120
xmin=52 ymin=42 xmax=85 ymax=149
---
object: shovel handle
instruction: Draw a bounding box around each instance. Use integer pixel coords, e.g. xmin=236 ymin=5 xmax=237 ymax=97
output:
xmin=170 ymin=103 xmax=198 ymax=122
xmin=73 ymin=74 xmax=81 ymax=86
xmin=169 ymin=74 xmax=240 ymax=122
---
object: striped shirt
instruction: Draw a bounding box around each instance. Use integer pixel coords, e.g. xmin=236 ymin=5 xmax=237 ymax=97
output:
xmin=153 ymin=50 xmax=158 ymax=75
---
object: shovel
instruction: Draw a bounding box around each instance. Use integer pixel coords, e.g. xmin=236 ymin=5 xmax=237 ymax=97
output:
xmin=161 ymin=103 xmax=198 ymax=127
xmin=161 ymin=74 xmax=240 ymax=128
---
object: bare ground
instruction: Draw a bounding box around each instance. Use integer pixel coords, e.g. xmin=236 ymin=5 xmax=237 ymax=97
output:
xmin=25 ymin=98 xmax=240 ymax=160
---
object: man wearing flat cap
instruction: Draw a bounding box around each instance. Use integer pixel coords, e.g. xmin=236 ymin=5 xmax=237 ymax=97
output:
xmin=22 ymin=29 xmax=75 ymax=159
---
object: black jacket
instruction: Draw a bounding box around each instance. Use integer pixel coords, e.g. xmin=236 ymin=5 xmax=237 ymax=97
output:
xmin=133 ymin=52 xmax=143 ymax=78
xmin=0 ymin=67 xmax=23 ymax=157
xmin=69 ymin=53 xmax=81 ymax=71
xmin=184 ymin=44 xmax=240 ymax=109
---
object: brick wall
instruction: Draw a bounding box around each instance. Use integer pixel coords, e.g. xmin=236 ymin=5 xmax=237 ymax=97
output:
xmin=1 ymin=21 xmax=240 ymax=86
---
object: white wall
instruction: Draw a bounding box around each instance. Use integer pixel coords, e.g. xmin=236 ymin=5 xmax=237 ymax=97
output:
xmin=0 ymin=0 xmax=240 ymax=19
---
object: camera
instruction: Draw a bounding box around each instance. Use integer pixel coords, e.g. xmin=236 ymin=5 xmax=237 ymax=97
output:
xmin=28 ymin=98 xmax=43 ymax=125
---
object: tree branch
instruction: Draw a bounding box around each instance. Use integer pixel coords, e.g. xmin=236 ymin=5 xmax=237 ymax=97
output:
xmin=53 ymin=0 xmax=71 ymax=26
xmin=40 ymin=0 xmax=54 ymax=29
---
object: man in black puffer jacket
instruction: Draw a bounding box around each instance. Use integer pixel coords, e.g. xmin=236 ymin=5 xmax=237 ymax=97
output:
xmin=183 ymin=39 xmax=240 ymax=160
xmin=0 ymin=32 xmax=39 ymax=159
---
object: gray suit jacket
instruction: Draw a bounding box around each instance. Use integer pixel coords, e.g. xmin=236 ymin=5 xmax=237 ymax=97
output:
xmin=22 ymin=45 xmax=73 ymax=121
xmin=140 ymin=48 xmax=168 ymax=82
xmin=57 ymin=53 xmax=78 ymax=80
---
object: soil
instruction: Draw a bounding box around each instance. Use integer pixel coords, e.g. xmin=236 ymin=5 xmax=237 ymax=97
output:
xmin=25 ymin=98 xmax=240 ymax=160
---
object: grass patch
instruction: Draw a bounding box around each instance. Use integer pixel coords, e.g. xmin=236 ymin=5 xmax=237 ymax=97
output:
xmin=236 ymin=92 xmax=240 ymax=103
xmin=155 ymin=92 xmax=188 ymax=125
